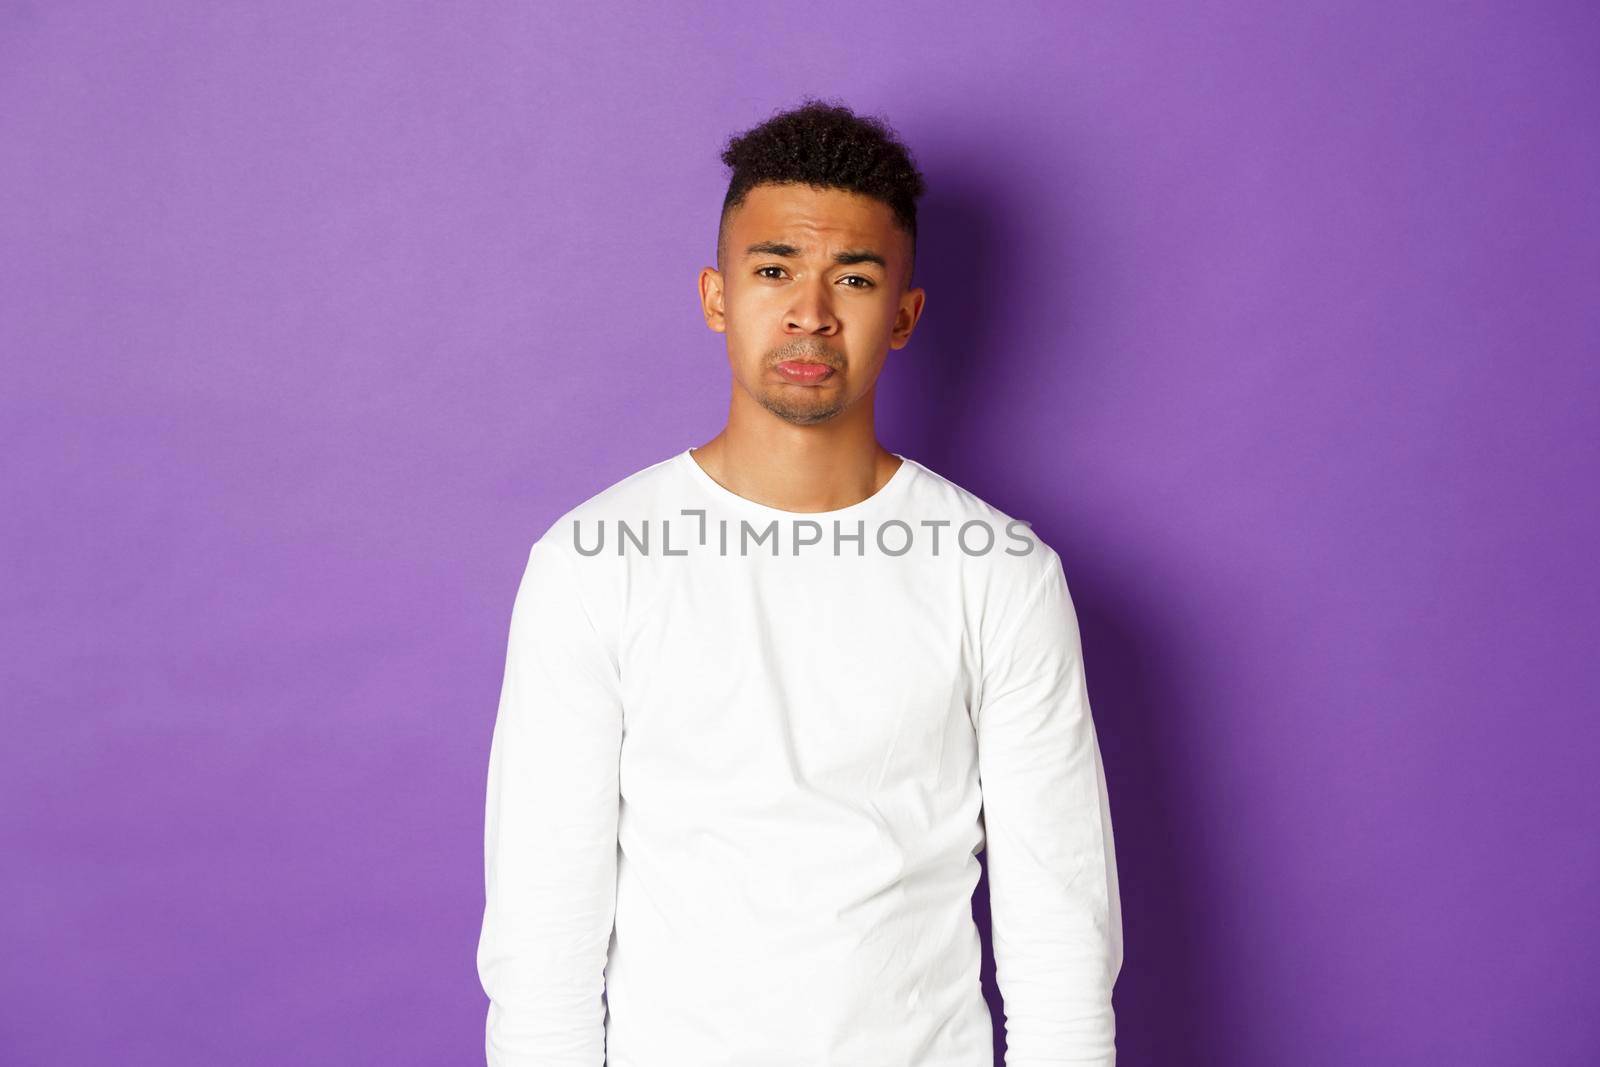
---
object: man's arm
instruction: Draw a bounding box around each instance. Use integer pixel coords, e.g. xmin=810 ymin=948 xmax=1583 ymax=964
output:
xmin=976 ymin=550 xmax=1124 ymax=1066
xmin=476 ymin=537 xmax=622 ymax=1067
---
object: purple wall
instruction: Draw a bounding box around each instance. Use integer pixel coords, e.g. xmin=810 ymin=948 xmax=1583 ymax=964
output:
xmin=3 ymin=3 xmax=1595 ymax=1064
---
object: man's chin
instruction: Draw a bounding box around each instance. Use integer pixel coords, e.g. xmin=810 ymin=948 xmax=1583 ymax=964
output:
xmin=760 ymin=396 xmax=844 ymax=426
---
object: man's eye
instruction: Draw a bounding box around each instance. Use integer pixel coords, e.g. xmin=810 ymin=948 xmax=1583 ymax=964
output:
xmin=754 ymin=267 xmax=872 ymax=288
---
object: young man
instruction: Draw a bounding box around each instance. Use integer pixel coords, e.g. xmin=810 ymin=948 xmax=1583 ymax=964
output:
xmin=476 ymin=99 xmax=1124 ymax=1066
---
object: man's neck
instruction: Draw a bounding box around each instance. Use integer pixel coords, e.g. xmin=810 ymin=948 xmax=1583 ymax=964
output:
xmin=688 ymin=428 xmax=901 ymax=514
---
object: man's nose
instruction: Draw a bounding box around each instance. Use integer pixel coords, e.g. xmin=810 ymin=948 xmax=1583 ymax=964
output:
xmin=785 ymin=278 xmax=838 ymax=334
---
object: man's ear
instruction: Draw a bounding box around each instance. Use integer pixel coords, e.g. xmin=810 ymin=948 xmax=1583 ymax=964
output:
xmin=699 ymin=266 xmax=727 ymax=334
xmin=889 ymin=285 xmax=926 ymax=349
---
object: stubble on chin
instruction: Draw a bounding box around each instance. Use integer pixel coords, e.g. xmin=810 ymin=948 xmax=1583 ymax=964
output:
xmin=758 ymin=388 xmax=845 ymax=426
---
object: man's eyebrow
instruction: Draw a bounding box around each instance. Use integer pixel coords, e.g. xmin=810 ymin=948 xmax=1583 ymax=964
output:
xmin=744 ymin=241 xmax=887 ymax=270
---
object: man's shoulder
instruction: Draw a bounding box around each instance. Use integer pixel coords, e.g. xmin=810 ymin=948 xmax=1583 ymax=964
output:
xmin=903 ymin=454 xmax=1062 ymax=583
xmin=905 ymin=460 xmax=1079 ymax=657
xmin=529 ymin=449 xmax=685 ymax=558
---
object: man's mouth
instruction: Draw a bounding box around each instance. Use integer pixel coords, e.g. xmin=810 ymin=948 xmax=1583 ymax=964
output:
xmin=774 ymin=360 xmax=836 ymax=385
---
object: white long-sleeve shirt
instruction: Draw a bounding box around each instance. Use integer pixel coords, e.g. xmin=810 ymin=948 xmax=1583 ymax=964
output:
xmin=477 ymin=447 xmax=1123 ymax=1066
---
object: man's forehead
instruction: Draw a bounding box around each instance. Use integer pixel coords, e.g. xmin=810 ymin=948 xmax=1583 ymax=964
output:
xmin=732 ymin=194 xmax=902 ymax=268
xmin=734 ymin=184 xmax=896 ymax=239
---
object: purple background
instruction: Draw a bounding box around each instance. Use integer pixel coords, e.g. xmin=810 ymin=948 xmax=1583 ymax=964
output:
xmin=3 ymin=2 xmax=1596 ymax=1064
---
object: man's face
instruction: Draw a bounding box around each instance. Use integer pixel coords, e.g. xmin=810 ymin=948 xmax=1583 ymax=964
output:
xmin=699 ymin=182 xmax=925 ymax=427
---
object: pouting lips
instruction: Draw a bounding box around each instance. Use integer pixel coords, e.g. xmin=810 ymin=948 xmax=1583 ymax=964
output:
xmin=775 ymin=361 xmax=836 ymax=384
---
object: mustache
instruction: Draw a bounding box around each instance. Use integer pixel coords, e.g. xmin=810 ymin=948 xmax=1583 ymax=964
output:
xmin=770 ymin=343 xmax=844 ymax=368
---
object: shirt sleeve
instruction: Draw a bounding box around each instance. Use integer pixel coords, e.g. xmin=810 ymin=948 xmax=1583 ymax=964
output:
xmin=975 ymin=550 xmax=1124 ymax=1066
xmin=476 ymin=537 xmax=623 ymax=1067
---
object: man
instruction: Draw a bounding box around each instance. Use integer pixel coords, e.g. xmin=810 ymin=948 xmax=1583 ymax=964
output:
xmin=477 ymin=98 xmax=1123 ymax=1066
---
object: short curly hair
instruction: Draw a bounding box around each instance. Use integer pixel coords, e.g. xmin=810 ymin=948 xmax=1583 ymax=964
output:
xmin=716 ymin=96 xmax=927 ymax=287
